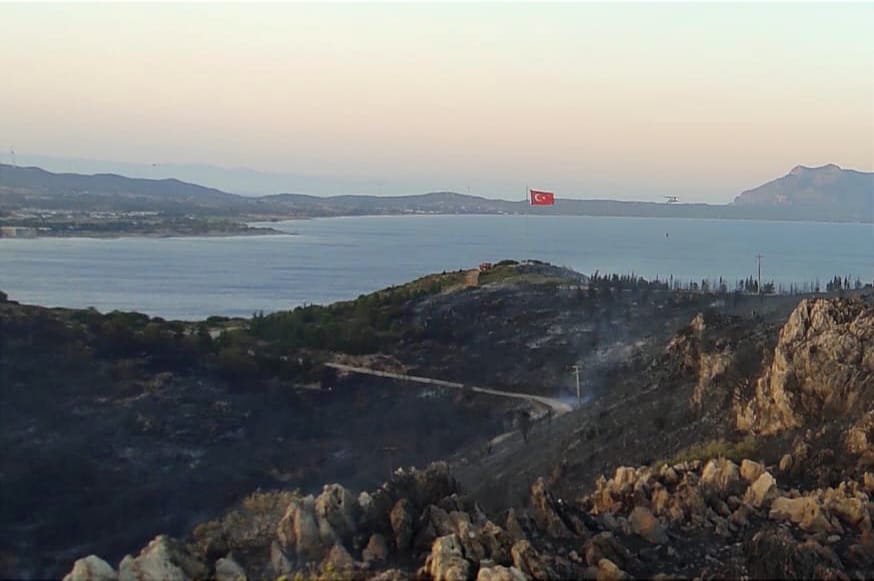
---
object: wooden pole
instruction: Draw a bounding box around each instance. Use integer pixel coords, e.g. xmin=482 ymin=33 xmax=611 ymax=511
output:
xmin=572 ymin=364 xmax=582 ymax=407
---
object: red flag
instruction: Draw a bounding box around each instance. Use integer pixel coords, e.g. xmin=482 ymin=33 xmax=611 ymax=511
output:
xmin=529 ymin=189 xmax=555 ymax=206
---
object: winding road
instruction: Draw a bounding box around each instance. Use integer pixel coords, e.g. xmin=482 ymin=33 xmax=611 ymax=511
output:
xmin=325 ymin=362 xmax=573 ymax=415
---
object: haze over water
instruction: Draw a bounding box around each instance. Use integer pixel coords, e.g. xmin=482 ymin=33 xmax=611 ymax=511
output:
xmin=1 ymin=215 xmax=871 ymax=320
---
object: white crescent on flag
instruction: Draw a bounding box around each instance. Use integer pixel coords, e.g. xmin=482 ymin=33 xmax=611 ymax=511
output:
xmin=529 ymin=189 xmax=555 ymax=206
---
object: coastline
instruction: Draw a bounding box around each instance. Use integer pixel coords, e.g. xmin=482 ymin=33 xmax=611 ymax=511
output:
xmin=0 ymin=225 xmax=294 ymax=240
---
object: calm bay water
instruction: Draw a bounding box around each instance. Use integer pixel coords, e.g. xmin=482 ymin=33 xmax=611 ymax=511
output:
xmin=0 ymin=215 xmax=871 ymax=320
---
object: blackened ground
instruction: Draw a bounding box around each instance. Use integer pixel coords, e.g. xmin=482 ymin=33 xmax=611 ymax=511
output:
xmin=0 ymin=365 xmax=512 ymax=578
xmin=0 ymin=271 xmax=826 ymax=578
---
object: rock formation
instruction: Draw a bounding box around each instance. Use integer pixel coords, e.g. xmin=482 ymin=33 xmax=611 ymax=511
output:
xmin=736 ymin=297 xmax=874 ymax=435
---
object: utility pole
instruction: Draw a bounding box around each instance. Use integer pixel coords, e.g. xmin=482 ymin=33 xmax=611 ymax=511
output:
xmin=756 ymin=254 xmax=763 ymax=295
xmin=571 ymin=365 xmax=582 ymax=407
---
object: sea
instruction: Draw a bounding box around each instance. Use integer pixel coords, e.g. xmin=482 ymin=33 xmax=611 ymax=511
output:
xmin=1 ymin=215 xmax=871 ymax=320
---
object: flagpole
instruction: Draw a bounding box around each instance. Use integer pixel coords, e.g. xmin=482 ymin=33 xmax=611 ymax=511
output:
xmin=524 ymin=184 xmax=530 ymax=262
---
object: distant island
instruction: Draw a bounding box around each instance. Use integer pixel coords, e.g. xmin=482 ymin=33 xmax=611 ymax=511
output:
xmin=0 ymin=163 xmax=871 ymax=237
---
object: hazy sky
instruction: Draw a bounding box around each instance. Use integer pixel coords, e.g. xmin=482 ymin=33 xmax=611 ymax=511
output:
xmin=1 ymin=2 xmax=872 ymax=201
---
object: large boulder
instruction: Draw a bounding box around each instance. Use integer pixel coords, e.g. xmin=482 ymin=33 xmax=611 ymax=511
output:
xmin=629 ymin=507 xmax=667 ymax=544
xmin=743 ymin=472 xmax=778 ymax=508
xmin=118 ymin=536 xmax=207 ymax=581
xmin=821 ymin=485 xmax=870 ymax=530
xmin=596 ymin=558 xmax=630 ymax=581
xmin=314 ymin=484 xmax=358 ymax=542
xmin=769 ymin=496 xmax=833 ymax=534
xmin=276 ymin=495 xmax=324 ymax=562
xmin=425 ymin=535 xmax=471 ymax=581
xmin=700 ymin=458 xmax=743 ymax=496
xmin=390 ymin=498 xmax=415 ymax=552
xmin=740 ymin=459 xmax=766 ymax=483
xmin=63 ymin=556 xmax=117 ymax=581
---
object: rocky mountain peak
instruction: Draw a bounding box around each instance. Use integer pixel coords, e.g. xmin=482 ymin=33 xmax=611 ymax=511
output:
xmin=734 ymin=164 xmax=872 ymax=210
xmin=789 ymin=163 xmax=842 ymax=175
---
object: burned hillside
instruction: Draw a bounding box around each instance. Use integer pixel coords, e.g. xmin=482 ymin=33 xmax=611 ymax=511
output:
xmin=58 ymin=295 xmax=874 ymax=580
xmin=1 ymin=263 xmax=867 ymax=579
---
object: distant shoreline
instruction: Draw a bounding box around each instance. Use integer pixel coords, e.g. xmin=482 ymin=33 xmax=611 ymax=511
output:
xmin=259 ymin=211 xmax=874 ymax=226
xmin=4 ymin=211 xmax=872 ymax=241
xmin=0 ymin=226 xmax=293 ymax=240
xmin=3 ymin=163 xmax=872 ymax=227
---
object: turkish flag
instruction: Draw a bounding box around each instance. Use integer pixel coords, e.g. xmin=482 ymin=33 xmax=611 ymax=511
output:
xmin=529 ymin=189 xmax=555 ymax=206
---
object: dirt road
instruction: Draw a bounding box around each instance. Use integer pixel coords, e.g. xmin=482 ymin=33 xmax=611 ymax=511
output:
xmin=325 ymin=363 xmax=573 ymax=415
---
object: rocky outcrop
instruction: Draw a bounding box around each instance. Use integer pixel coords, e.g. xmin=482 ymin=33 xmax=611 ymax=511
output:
xmin=769 ymin=496 xmax=833 ymax=534
xmin=595 ymin=558 xmax=630 ymax=581
xmin=63 ymin=556 xmax=118 ymax=581
xmin=743 ymin=472 xmax=777 ymax=508
xmin=390 ymin=499 xmax=414 ymax=552
xmin=700 ymin=458 xmax=744 ymax=496
xmin=510 ymin=540 xmax=552 ymax=580
xmin=214 ymin=556 xmax=247 ymax=581
xmin=736 ymin=298 xmax=874 ymax=435
xmin=362 ymin=533 xmax=389 ymax=564
xmin=476 ymin=565 xmax=527 ymax=581
xmin=117 ymin=536 xmax=207 ymax=581
xmin=846 ymin=410 xmax=874 ymax=456
xmin=276 ymin=495 xmax=323 ymax=562
xmin=315 ymin=483 xmax=358 ymax=542
xmin=582 ymin=532 xmax=631 ymax=569
xmin=425 ymin=535 xmax=470 ymax=581
xmin=65 ymin=463 xmax=466 ymax=581
xmin=191 ymin=490 xmax=298 ymax=564
xmin=66 ymin=447 xmax=874 ymax=581
xmin=665 ymin=314 xmax=736 ymax=414
xmin=740 ymin=459 xmax=766 ymax=483
xmin=529 ymin=477 xmax=580 ymax=538
xmin=580 ymin=449 xmax=874 ymax=578
xmin=663 ymin=310 xmax=782 ymax=429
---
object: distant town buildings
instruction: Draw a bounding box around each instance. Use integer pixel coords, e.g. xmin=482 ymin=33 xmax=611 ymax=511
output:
xmin=0 ymin=226 xmax=37 ymax=238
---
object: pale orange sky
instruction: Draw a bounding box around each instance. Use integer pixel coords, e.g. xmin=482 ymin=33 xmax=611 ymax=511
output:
xmin=1 ymin=2 xmax=872 ymax=200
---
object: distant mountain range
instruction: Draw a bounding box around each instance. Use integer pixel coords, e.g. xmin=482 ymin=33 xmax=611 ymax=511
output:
xmin=8 ymin=153 xmax=387 ymax=197
xmin=1 ymin=163 xmax=871 ymax=223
